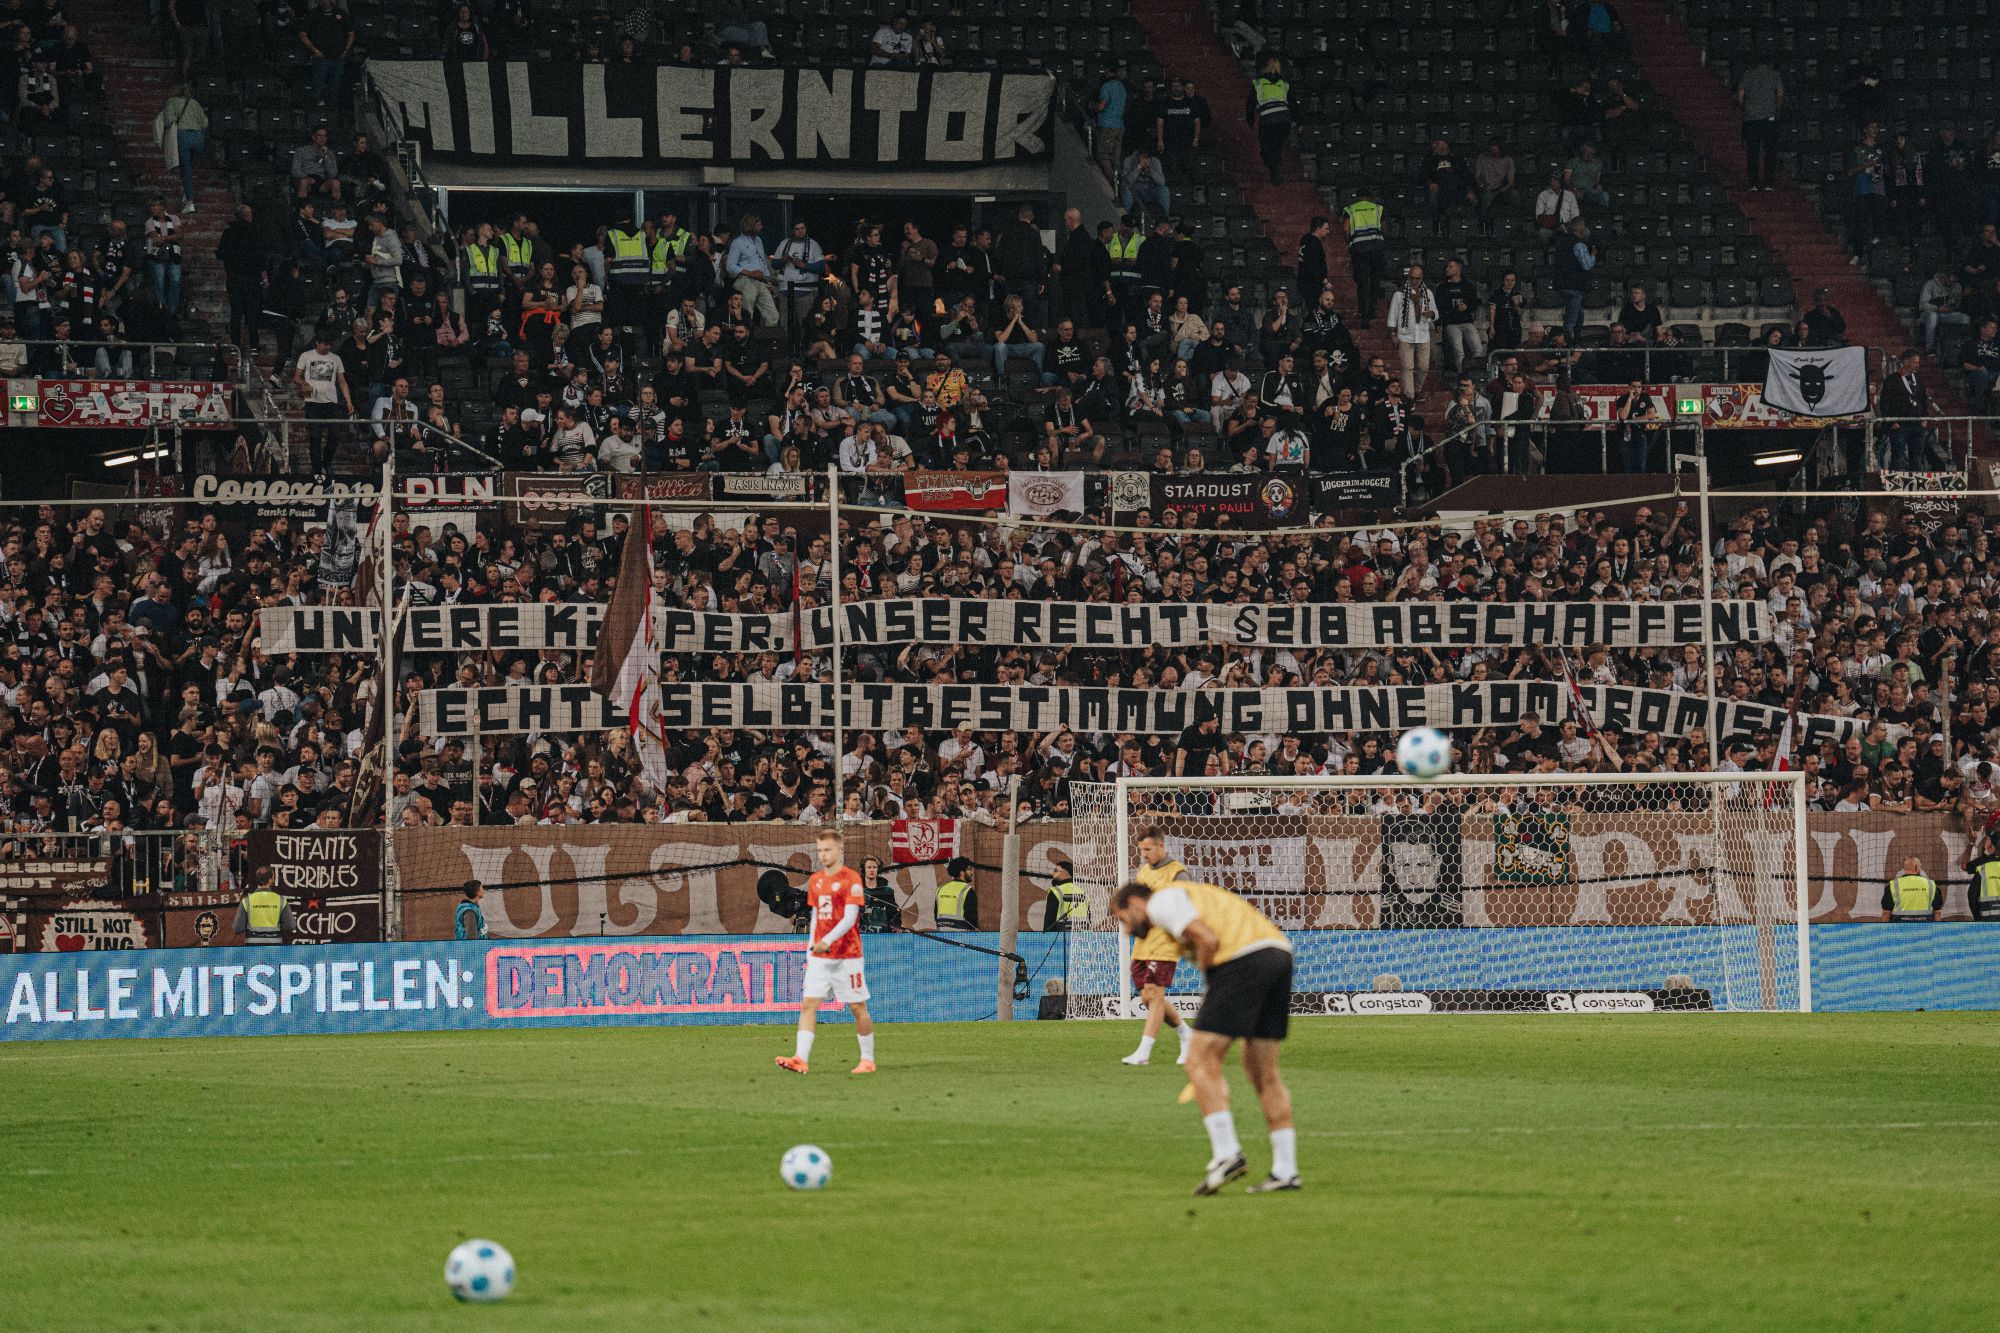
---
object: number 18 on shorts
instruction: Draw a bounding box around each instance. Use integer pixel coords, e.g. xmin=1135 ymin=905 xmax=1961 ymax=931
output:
xmin=804 ymin=956 xmax=870 ymax=1004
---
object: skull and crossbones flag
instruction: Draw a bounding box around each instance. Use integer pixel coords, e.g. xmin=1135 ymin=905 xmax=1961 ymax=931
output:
xmin=1763 ymin=346 xmax=1870 ymax=418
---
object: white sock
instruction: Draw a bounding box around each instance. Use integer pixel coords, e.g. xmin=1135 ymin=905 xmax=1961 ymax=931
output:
xmin=1134 ymin=1034 xmax=1157 ymax=1059
xmin=1203 ymin=1110 xmax=1241 ymax=1163
xmin=1176 ymin=1021 xmax=1193 ymax=1046
xmin=794 ymin=1028 xmax=815 ymax=1062
xmin=1270 ymin=1127 xmax=1298 ymax=1179
xmin=858 ymin=1033 xmax=875 ymax=1062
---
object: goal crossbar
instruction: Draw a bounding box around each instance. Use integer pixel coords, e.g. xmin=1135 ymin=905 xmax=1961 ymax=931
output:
xmin=1079 ymin=771 xmax=1811 ymax=1017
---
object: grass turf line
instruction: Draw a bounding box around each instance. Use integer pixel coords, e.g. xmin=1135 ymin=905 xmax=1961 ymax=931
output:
xmin=1 ymin=1013 xmax=1995 ymax=1332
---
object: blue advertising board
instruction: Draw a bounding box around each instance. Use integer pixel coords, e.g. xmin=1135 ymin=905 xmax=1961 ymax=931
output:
xmin=1 ymin=926 xmax=1993 ymax=1041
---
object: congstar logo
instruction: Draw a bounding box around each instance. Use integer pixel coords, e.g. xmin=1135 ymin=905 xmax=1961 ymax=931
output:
xmin=1349 ymin=992 xmax=1433 ymax=1015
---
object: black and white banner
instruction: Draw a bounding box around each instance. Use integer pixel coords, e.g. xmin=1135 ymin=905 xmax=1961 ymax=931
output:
xmin=1762 ymin=346 xmax=1870 ymax=418
xmin=415 ymin=680 xmax=1858 ymax=742
xmin=367 ymin=61 xmax=1054 ymax=169
xmin=264 ymin=598 xmax=1771 ymax=656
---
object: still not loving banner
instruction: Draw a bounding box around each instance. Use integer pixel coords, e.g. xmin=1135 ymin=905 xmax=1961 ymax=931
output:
xmin=367 ymin=61 xmax=1053 ymax=167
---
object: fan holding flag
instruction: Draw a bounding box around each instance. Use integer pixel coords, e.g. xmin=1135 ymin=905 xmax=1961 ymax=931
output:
xmin=588 ymin=505 xmax=673 ymax=803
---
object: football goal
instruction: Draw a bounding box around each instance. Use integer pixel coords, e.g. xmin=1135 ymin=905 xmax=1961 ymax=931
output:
xmin=1067 ymin=772 xmax=1809 ymax=1017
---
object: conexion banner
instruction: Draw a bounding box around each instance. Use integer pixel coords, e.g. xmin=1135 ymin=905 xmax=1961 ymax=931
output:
xmin=0 ymin=933 xmax=1004 ymax=1040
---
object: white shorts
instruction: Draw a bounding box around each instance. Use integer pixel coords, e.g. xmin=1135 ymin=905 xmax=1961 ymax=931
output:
xmin=802 ymin=955 xmax=870 ymax=1004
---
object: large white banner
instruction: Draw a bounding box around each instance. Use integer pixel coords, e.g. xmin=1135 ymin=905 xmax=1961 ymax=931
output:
xmin=1763 ymin=346 xmax=1871 ymax=418
xmin=415 ymin=680 xmax=1858 ymax=745
xmin=265 ymin=599 xmax=1771 ymax=656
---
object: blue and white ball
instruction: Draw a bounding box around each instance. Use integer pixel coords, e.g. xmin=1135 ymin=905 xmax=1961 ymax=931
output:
xmin=1395 ymin=727 xmax=1454 ymax=780
xmin=444 ymin=1239 xmax=515 ymax=1303
xmin=781 ymin=1144 xmax=833 ymax=1190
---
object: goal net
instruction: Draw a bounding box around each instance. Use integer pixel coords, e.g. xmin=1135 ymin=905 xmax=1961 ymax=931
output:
xmin=1068 ymin=773 xmax=1808 ymax=1017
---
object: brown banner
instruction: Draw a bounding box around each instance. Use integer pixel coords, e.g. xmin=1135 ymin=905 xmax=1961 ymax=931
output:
xmin=395 ymin=810 xmax=1984 ymax=940
xmin=394 ymin=822 xmax=1079 ymax=940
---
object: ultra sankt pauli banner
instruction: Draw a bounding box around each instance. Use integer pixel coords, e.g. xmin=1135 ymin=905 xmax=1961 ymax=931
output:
xmin=414 ymin=680 xmax=1857 ymax=746
xmin=366 ymin=61 xmax=1053 ymax=168
xmin=262 ymin=598 xmax=1771 ymax=656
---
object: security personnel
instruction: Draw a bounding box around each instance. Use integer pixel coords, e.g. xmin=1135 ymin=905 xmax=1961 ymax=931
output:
xmin=1882 ymin=855 xmax=1941 ymax=922
xmin=232 ymin=865 xmax=296 ymax=945
xmin=463 ymin=223 xmax=504 ymax=316
xmin=1044 ymin=864 xmax=1090 ymax=931
xmin=1245 ymin=56 xmax=1293 ymax=185
xmin=455 ymin=880 xmax=489 ymax=940
xmin=499 ymin=214 xmax=537 ymax=283
xmin=604 ymin=216 xmax=651 ymax=330
xmin=1962 ymin=829 xmax=2000 ymax=921
xmin=1342 ymin=188 xmax=1387 ymax=327
xmin=647 ymin=211 xmax=691 ymax=338
xmin=935 ymin=856 xmax=978 ymax=930
xmin=1105 ymin=214 xmax=1144 ymax=315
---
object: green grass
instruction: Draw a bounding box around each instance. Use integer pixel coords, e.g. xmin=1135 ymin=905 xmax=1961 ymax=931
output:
xmin=2 ymin=1015 xmax=1997 ymax=1331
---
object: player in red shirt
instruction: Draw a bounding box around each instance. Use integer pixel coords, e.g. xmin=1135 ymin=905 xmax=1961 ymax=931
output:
xmin=775 ymin=827 xmax=878 ymax=1074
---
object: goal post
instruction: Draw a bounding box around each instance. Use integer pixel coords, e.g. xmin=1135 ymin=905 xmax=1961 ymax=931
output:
xmin=1068 ymin=771 xmax=1811 ymax=1017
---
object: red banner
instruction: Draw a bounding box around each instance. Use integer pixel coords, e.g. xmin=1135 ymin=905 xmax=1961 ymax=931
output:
xmin=32 ymin=380 xmax=233 ymax=429
xmin=903 ymin=471 xmax=1008 ymax=512
xmin=889 ymin=819 xmax=959 ymax=865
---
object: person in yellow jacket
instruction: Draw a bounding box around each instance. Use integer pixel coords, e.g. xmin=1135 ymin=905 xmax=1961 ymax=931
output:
xmin=1113 ymin=874 xmax=1299 ymax=1196
xmin=1881 ymin=854 xmax=1941 ymax=921
xmin=1121 ymin=826 xmax=1194 ymax=1067
xmin=232 ymin=865 xmax=296 ymax=945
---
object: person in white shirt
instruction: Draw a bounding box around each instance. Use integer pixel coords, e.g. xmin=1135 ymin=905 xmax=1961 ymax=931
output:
xmin=869 ymin=14 xmax=913 ymax=66
xmin=293 ymin=331 xmax=351 ymax=476
xmin=1209 ymin=366 xmax=1251 ymax=432
xmin=838 ymin=427 xmax=880 ymax=474
xmin=1532 ymin=171 xmax=1581 ymax=239
xmin=1385 ymin=264 xmax=1438 ymax=398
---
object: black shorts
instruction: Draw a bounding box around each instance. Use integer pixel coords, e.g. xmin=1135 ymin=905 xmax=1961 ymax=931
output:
xmin=1194 ymin=947 xmax=1294 ymax=1041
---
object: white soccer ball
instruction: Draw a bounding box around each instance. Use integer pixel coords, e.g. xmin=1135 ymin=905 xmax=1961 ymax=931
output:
xmin=444 ymin=1239 xmax=515 ymax=1303
xmin=1395 ymin=727 xmax=1454 ymax=780
xmin=781 ymin=1144 xmax=833 ymax=1191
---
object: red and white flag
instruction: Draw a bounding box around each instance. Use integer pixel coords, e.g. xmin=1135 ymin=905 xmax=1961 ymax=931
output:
xmin=588 ymin=508 xmax=671 ymax=793
xmin=889 ymin=818 xmax=959 ymax=865
xmin=1764 ymin=712 xmax=1795 ymax=808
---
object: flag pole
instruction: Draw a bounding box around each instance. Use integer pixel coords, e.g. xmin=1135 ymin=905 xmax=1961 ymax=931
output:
xmin=376 ymin=456 xmax=397 ymax=937
xmin=827 ymin=465 xmax=844 ymax=816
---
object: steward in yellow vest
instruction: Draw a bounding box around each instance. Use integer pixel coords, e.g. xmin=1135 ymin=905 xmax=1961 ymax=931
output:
xmin=232 ymin=866 xmax=296 ymax=944
xmin=1882 ymin=855 xmax=1940 ymax=921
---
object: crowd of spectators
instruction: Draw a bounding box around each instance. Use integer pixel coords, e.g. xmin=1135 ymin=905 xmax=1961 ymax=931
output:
xmin=3 ymin=481 xmax=1996 ymax=853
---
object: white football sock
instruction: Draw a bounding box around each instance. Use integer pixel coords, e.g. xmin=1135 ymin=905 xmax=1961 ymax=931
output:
xmin=857 ymin=1033 xmax=875 ymax=1061
xmin=794 ymin=1029 xmax=815 ymax=1062
xmin=1134 ymin=1034 xmax=1157 ymax=1059
xmin=1177 ymin=1022 xmax=1193 ymax=1046
xmin=1203 ymin=1110 xmax=1241 ymax=1163
xmin=1270 ymin=1127 xmax=1298 ymax=1179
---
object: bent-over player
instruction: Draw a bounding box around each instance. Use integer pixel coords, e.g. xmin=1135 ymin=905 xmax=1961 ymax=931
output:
xmin=1112 ymin=878 xmax=1298 ymax=1195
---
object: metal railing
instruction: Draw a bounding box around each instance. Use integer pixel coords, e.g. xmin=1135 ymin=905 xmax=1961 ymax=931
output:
xmin=0 ymin=339 xmax=241 ymax=381
xmin=1481 ymin=344 xmax=1888 ymax=386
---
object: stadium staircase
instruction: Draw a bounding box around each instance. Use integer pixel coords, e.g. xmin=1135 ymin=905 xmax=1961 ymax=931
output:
xmin=71 ymin=0 xmax=233 ymax=346
xmin=1125 ymin=0 xmax=1399 ymax=386
xmin=1618 ymin=0 xmax=1974 ymax=437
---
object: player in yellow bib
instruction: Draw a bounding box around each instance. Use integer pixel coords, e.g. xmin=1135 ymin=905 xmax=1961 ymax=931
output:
xmin=1112 ymin=877 xmax=1298 ymax=1196
xmin=1121 ymin=827 xmax=1195 ymax=1067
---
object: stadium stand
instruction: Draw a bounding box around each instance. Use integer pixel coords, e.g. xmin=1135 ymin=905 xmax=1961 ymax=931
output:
xmin=4 ymin=0 xmax=1997 ymax=870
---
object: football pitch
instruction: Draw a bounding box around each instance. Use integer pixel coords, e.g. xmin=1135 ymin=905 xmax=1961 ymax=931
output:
xmin=3 ymin=1014 xmax=1996 ymax=1331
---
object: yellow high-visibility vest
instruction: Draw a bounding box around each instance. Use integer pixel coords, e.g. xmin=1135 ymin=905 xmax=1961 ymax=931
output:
xmin=1888 ymin=873 xmax=1936 ymax=917
xmin=1344 ymin=199 xmax=1384 ymax=246
xmin=607 ymin=227 xmax=649 ymax=283
xmin=1253 ymin=77 xmax=1292 ymax=121
xmin=500 ymin=232 xmax=535 ymax=276
xmin=242 ymin=890 xmax=284 ymax=943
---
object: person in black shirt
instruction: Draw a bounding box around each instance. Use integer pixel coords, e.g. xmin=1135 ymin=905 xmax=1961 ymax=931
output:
xmin=1045 ymin=319 xmax=1089 ymax=392
xmin=1487 ymin=269 xmax=1525 ymax=350
xmin=1156 ymin=77 xmax=1204 ymax=181
xmin=1417 ymin=137 xmax=1474 ymax=235
xmin=848 ymin=222 xmax=894 ymax=310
